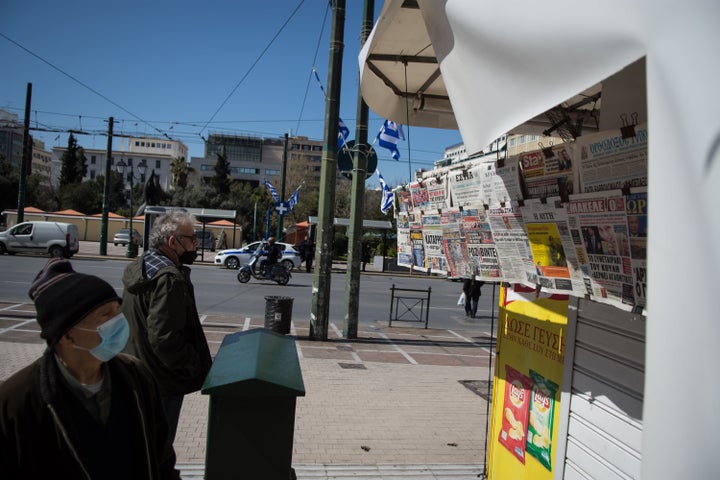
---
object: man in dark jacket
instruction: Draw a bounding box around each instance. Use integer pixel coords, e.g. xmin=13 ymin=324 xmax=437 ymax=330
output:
xmin=121 ymin=211 xmax=212 ymax=446
xmin=0 ymin=258 xmax=179 ymax=479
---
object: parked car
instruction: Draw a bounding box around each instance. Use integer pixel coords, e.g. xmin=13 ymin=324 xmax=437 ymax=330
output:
xmin=113 ymin=228 xmax=143 ymax=247
xmin=0 ymin=221 xmax=80 ymax=258
xmin=214 ymin=241 xmax=302 ymax=271
xmin=195 ymin=229 xmax=216 ymax=251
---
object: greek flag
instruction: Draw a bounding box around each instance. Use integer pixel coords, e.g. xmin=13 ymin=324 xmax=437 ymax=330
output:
xmin=264 ymin=179 xmax=279 ymax=202
xmin=338 ymin=118 xmax=350 ymax=151
xmin=287 ymin=183 xmax=302 ymax=212
xmin=377 ymin=169 xmax=394 ymax=214
xmin=376 ymin=120 xmax=404 ymax=160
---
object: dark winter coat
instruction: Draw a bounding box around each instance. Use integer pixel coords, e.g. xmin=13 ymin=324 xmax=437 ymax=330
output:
xmin=0 ymin=352 xmax=179 ymax=479
xmin=121 ymin=254 xmax=212 ymax=396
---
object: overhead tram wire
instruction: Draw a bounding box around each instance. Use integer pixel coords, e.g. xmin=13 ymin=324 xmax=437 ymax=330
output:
xmin=197 ymin=0 xmax=307 ymax=139
xmin=0 ymin=32 xmax=172 ymax=141
xmin=295 ymin=1 xmax=331 ymax=136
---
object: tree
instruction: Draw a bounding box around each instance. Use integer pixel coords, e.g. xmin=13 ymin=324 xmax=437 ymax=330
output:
xmin=170 ymin=156 xmax=194 ymax=189
xmin=0 ymin=154 xmax=19 ymax=213
xmin=211 ymin=150 xmax=231 ymax=195
xmin=59 ymin=134 xmax=87 ymax=186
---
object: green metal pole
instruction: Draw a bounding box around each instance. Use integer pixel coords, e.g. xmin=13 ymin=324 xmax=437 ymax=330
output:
xmin=99 ymin=117 xmax=113 ymax=256
xmin=310 ymin=0 xmax=345 ymax=341
xmin=126 ymin=169 xmax=134 ymax=257
xmin=343 ymin=0 xmax=374 ymax=339
xmin=276 ymin=133 xmax=288 ymax=239
xmin=17 ymin=83 xmax=32 ymax=224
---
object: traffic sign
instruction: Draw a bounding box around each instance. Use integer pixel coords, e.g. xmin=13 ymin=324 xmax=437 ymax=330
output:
xmin=337 ymin=140 xmax=378 ymax=180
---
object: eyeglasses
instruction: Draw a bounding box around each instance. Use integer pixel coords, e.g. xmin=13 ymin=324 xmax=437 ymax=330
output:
xmin=175 ymin=234 xmax=198 ymax=243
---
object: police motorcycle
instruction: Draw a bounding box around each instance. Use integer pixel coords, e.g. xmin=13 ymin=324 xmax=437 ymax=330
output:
xmin=237 ymin=248 xmax=290 ymax=285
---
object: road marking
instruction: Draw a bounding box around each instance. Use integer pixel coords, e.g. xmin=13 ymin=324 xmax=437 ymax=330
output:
xmin=330 ymin=322 xmax=343 ymax=338
xmin=0 ymin=319 xmax=36 ymax=335
xmin=448 ymin=329 xmax=494 ymax=354
xmin=243 ymin=317 xmax=251 ymax=331
xmin=0 ymin=303 xmax=26 ymax=311
xmin=378 ymin=332 xmax=418 ymax=365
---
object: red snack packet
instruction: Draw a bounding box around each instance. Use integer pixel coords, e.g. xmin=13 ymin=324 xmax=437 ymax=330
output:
xmin=498 ymin=364 xmax=533 ymax=464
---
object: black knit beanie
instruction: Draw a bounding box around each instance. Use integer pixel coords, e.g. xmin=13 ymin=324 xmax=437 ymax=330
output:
xmin=28 ymin=258 xmax=121 ymax=346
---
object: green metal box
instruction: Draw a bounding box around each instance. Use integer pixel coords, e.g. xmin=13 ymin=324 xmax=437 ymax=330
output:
xmin=202 ymin=328 xmax=305 ymax=480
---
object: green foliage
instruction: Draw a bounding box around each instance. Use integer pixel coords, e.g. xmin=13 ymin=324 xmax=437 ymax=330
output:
xmin=170 ymin=156 xmax=194 ymax=189
xmin=211 ymin=151 xmax=231 ymax=195
xmin=59 ymin=134 xmax=87 ymax=186
xmin=59 ymin=181 xmax=103 ymax=214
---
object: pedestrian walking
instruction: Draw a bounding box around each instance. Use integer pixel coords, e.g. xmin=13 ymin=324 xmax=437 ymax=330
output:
xmin=462 ymin=277 xmax=484 ymax=318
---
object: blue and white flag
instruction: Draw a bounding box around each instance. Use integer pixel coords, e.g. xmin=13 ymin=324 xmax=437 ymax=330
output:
xmin=376 ymin=120 xmax=405 ymax=160
xmin=377 ymin=169 xmax=394 ymax=215
xmin=287 ymin=183 xmax=302 ymax=212
xmin=264 ymin=179 xmax=279 ymax=202
xmin=338 ymin=117 xmax=350 ymax=151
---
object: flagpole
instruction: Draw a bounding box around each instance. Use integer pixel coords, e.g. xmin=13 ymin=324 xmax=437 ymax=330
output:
xmin=310 ymin=0 xmax=345 ymax=341
xmin=344 ymin=0 xmax=375 ymax=340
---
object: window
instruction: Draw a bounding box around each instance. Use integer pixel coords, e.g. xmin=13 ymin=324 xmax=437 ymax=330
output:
xmin=155 ymin=160 xmax=161 ymax=169
xmin=265 ymin=169 xmax=280 ymax=176
xmin=90 ymin=170 xmax=96 ymax=179
xmin=91 ymin=155 xmax=97 ymax=164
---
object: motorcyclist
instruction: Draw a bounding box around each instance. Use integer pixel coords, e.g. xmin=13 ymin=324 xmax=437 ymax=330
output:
xmin=261 ymin=237 xmax=283 ymax=276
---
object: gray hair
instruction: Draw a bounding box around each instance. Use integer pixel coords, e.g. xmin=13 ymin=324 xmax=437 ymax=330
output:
xmin=148 ymin=211 xmax=197 ymax=249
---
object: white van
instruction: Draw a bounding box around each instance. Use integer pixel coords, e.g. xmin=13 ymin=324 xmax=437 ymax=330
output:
xmin=0 ymin=221 xmax=80 ymax=258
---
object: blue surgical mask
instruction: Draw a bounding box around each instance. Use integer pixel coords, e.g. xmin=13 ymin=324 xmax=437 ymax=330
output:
xmin=74 ymin=313 xmax=130 ymax=362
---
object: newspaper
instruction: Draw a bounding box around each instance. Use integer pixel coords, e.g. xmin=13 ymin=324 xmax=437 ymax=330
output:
xmin=625 ymin=189 xmax=647 ymax=310
xmin=410 ymin=181 xmax=429 ymax=210
xmin=448 ymin=164 xmax=483 ymax=207
xmin=566 ymin=191 xmax=636 ymax=310
xmin=424 ymin=176 xmax=449 ymax=210
xmin=521 ymin=198 xmax=586 ymax=295
xmin=396 ymin=213 xmax=413 ymax=268
xmin=421 ymin=211 xmax=446 ymax=273
xmin=577 ymin=123 xmax=648 ymax=193
xmin=479 ymin=160 xmax=523 ymax=206
xmin=441 ymin=208 xmax=467 ymax=278
xmin=487 ymin=202 xmax=534 ymax=283
xmin=463 ymin=207 xmax=502 ymax=280
xmin=519 ymin=144 xmax=576 ymax=200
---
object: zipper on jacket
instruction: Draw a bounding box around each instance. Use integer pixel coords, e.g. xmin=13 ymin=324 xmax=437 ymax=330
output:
xmin=47 ymin=403 xmax=92 ymax=480
xmin=134 ymin=389 xmax=155 ymax=480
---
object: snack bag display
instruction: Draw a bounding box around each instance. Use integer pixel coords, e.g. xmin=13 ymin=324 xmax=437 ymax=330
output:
xmin=527 ymin=370 xmax=559 ymax=471
xmin=498 ymin=365 xmax=533 ymax=463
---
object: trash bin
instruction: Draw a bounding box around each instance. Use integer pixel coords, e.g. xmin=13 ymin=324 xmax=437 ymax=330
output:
xmin=202 ymin=329 xmax=305 ymax=480
xmin=264 ymin=296 xmax=293 ymax=334
xmin=125 ymin=243 xmax=139 ymax=258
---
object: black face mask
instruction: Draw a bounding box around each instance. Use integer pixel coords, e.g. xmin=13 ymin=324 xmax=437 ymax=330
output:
xmin=178 ymin=250 xmax=197 ymax=265
xmin=176 ymin=240 xmax=197 ymax=265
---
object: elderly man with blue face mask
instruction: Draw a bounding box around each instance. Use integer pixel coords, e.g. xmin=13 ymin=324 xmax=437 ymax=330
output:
xmin=0 ymin=258 xmax=180 ymax=479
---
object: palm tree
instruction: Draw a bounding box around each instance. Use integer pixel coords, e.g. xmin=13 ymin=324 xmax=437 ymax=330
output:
xmin=170 ymin=156 xmax=194 ymax=189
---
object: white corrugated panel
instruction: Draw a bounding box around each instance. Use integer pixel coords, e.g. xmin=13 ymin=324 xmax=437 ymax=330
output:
xmin=556 ymin=298 xmax=645 ymax=479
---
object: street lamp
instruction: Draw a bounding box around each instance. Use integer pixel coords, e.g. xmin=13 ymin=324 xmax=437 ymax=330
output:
xmin=116 ymin=158 xmax=147 ymax=258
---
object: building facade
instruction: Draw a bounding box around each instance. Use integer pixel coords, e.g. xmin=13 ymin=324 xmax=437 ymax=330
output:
xmin=52 ymin=135 xmax=187 ymax=191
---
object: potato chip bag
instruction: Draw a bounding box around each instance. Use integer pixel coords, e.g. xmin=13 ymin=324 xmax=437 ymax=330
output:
xmin=526 ymin=370 xmax=559 ymax=471
xmin=498 ymin=365 xmax=533 ymax=463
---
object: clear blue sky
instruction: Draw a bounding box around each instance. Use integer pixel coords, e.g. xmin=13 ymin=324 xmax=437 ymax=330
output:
xmin=0 ymin=0 xmax=462 ymax=186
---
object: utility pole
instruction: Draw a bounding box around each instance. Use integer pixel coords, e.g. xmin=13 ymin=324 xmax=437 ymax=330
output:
xmin=99 ymin=117 xmax=114 ymax=256
xmin=310 ymin=0 xmax=345 ymax=341
xmin=276 ymin=132 xmax=289 ymax=239
xmin=17 ymin=83 xmax=32 ymax=224
xmin=344 ymin=0 xmax=374 ymax=339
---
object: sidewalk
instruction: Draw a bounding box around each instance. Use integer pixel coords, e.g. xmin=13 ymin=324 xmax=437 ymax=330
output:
xmin=1 ymin=243 xmax=493 ymax=479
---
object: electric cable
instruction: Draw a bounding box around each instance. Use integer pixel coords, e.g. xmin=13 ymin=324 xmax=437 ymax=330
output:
xmin=197 ymin=0 xmax=306 ymax=137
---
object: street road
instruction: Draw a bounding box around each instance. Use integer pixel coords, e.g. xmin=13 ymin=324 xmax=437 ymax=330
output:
xmin=0 ymin=255 xmax=500 ymax=333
